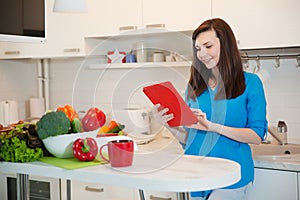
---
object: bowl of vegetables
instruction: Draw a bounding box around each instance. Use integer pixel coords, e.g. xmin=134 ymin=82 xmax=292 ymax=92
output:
xmin=37 ymin=106 xmax=107 ymax=158
xmin=42 ymin=130 xmax=97 ymax=158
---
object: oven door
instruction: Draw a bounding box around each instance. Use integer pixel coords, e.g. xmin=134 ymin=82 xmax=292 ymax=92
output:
xmin=0 ymin=173 xmax=61 ymax=200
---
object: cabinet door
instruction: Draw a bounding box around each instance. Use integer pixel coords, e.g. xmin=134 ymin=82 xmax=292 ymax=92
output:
xmin=143 ymin=0 xmax=211 ymax=31
xmin=145 ymin=190 xmax=177 ymax=200
xmin=42 ymin=0 xmax=86 ymax=57
xmin=213 ymin=0 xmax=300 ymax=49
xmin=70 ymin=180 xmax=140 ymax=200
xmin=247 ymin=168 xmax=298 ymax=200
xmin=84 ymin=0 xmax=143 ymax=37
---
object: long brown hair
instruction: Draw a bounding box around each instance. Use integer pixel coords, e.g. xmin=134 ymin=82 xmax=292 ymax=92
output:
xmin=187 ymin=18 xmax=245 ymax=100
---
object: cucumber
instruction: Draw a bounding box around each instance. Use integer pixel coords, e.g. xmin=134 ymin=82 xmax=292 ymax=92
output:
xmin=108 ymin=124 xmax=125 ymax=133
xmin=71 ymin=118 xmax=83 ymax=133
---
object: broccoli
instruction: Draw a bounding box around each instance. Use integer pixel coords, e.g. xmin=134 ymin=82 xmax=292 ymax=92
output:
xmin=37 ymin=111 xmax=71 ymax=140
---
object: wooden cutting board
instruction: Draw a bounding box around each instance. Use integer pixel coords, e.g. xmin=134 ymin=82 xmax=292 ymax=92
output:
xmin=39 ymin=156 xmax=107 ymax=170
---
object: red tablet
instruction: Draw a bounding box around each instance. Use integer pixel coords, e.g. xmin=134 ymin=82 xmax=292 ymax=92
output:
xmin=143 ymin=81 xmax=198 ymax=127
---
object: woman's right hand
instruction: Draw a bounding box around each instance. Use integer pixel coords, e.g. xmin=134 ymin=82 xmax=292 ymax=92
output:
xmin=186 ymin=108 xmax=211 ymax=131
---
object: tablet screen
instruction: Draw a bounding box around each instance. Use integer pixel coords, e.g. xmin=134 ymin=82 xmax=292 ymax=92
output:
xmin=143 ymin=81 xmax=198 ymax=127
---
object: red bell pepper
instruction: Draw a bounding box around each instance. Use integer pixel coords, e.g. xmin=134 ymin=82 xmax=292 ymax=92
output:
xmin=82 ymin=107 xmax=106 ymax=132
xmin=56 ymin=105 xmax=79 ymax=122
xmin=73 ymin=137 xmax=98 ymax=161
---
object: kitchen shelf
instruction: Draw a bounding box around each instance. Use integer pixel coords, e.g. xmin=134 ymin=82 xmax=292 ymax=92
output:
xmin=88 ymin=61 xmax=192 ymax=70
xmin=84 ymin=29 xmax=193 ymax=58
xmin=85 ymin=29 xmax=193 ymax=41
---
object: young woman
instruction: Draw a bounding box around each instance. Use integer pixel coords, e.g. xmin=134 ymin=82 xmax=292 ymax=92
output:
xmin=155 ymin=18 xmax=268 ymax=199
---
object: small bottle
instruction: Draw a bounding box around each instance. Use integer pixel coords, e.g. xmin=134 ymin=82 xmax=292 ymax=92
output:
xmin=277 ymin=120 xmax=287 ymax=144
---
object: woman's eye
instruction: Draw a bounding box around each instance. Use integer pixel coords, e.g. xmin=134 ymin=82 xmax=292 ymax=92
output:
xmin=206 ymin=45 xmax=212 ymax=49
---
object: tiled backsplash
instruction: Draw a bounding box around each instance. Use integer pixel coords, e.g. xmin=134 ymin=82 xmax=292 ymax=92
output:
xmin=0 ymin=59 xmax=38 ymax=120
xmin=245 ymin=58 xmax=300 ymax=142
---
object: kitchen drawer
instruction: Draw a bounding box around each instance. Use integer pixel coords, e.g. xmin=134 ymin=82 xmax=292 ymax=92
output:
xmin=71 ymin=180 xmax=140 ymax=200
xmin=146 ymin=191 xmax=177 ymax=200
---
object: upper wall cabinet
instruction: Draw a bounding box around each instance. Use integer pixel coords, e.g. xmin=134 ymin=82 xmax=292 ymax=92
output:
xmin=142 ymin=0 xmax=211 ymax=31
xmin=84 ymin=0 xmax=143 ymax=37
xmin=213 ymin=0 xmax=300 ymax=49
xmin=30 ymin=0 xmax=87 ymax=58
xmin=84 ymin=0 xmax=211 ymax=37
xmin=40 ymin=0 xmax=87 ymax=57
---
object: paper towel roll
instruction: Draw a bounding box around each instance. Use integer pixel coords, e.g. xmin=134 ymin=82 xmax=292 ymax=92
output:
xmin=29 ymin=98 xmax=45 ymax=119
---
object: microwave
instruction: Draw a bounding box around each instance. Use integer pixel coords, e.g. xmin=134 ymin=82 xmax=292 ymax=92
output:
xmin=0 ymin=173 xmax=61 ymax=200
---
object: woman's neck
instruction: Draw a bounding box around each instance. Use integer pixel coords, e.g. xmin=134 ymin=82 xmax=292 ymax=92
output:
xmin=209 ymin=67 xmax=220 ymax=89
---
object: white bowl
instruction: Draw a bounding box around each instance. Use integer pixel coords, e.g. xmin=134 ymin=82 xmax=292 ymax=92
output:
xmin=42 ymin=130 xmax=98 ymax=158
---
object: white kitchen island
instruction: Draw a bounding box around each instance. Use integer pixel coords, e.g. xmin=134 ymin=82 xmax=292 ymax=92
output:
xmin=0 ymin=132 xmax=241 ymax=200
xmin=0 ymin=155 xmax=240 ymax=200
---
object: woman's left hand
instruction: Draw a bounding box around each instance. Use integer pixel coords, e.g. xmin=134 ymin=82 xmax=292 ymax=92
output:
xmin=186 ymin=109 xmax=211 ymax=131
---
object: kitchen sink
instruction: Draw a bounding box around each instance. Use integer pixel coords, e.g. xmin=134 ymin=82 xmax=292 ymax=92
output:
xmin=250 ymin=143 xmax=300 ymax=163
xmin=250 ymin=143 xmax=300 ymax=156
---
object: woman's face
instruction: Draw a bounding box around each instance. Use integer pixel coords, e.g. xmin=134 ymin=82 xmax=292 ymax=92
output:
xmin=195 ymin=30 xmax=220 ymax=69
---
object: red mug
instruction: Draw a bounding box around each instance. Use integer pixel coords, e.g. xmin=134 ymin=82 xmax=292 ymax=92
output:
xmin=99 ymin=140 xmax=134 ymax=167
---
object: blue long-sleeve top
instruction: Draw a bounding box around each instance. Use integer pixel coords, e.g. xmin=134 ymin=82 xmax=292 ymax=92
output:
xmin=185 ymin=72 xmax=268 ymax=197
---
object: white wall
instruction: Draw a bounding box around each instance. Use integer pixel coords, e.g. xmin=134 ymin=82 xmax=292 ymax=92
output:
xmin=0 ymin=56 xmax=299 ymax=143
xmin=48 ymin=58 xmax=190 ymax=116
xmin=0 ymin=59 xmax=39 ymax=120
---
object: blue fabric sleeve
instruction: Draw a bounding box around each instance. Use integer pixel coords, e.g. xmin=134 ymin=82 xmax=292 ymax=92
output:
xmin=246 ymin=74 xmax=268 ymax=139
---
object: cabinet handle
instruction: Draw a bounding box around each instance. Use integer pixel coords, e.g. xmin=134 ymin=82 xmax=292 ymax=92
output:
xmin=119 ymin=25 xmax=137 ymax=31
xmin=150 ymin=195 xmax=172 ymax=200
xmin=84 ymin=186 xmax=104 ymax=193
xmin=4 ymin=51 xmax=20 ymax=55
xmin=145 ymin=24 xmax=165 ymax=28
xmin=63 ymin=48 xmax=80 ymax=53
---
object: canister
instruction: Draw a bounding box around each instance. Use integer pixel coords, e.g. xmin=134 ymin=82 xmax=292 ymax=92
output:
xmin=135 ymin=42 xmax=148 ymax=62
xmin=153 ymin=52 xmax=165 ymax=62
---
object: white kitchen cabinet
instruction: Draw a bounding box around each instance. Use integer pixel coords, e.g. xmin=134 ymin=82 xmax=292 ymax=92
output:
xmin=298 ymin=173 xmax=300 ymax=200
xmin=69 ymin=180 xmax=179 ymax=200
xmin=143 ymin=0 xmax=211 ymax=31
xmin=85 ymin=0 xmax=211 ymax=37
xmin=84 ymin=0 xmax=143 ymax=37
xmin=37 ymin=0 xmax=86 ymax=58
xmin=144 ymin=190 xmax=177 ymax=200
xmin=0 ymin=37 xmax=48 ymax=59
xmin=212 ymin=0 xmax=300 ymax=49
xmin=247 ymin=168 xmax=298 ymax=200
xmin=70 ymin=180 xmax=140 ymax=200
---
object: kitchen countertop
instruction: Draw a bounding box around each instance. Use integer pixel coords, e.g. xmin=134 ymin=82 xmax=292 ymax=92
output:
xmin=250 ymin=142 xmax=300 ymax=172
xmin=151 ymin=131 xmax=300 ymax=173
xmin=151 ymin=130 xmax=300 ymax=173
xmin=0 ymin=129 xmax=241 ymax=199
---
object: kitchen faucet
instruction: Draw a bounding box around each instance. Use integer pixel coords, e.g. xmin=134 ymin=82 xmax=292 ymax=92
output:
xmin=268 ymin=127 xmax=287 ymax=145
